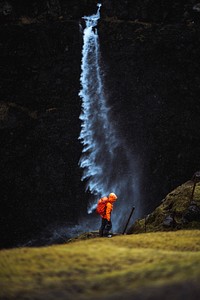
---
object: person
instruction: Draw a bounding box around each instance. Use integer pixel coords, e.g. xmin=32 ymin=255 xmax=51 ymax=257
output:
xmin=99 ymin=192 xmax=118 ymax=237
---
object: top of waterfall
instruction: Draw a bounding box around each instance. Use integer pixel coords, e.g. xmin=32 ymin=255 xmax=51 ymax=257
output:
xmin=82 ymin=3 xmax=101 ymax=25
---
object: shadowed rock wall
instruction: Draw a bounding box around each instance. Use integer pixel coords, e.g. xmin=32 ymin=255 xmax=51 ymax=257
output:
xmin=0 ymin=4 xmax=91 ymax=248
xmin=99 ymin=0 xmax=200 ymax=212
xmin=0 ymin=0 xmax=200 ymax=247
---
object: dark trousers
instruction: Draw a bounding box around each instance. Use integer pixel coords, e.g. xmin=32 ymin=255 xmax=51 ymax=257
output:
xmin=99 ymin=218 xmax=112 ymax=237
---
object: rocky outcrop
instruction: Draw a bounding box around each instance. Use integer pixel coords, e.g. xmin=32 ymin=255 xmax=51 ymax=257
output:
xmin=128 ymin=178 xmax=200 ymax=233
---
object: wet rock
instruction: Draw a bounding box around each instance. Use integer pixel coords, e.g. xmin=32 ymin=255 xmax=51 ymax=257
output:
xmin=1 ymin=1 xmax=13 ymax=16
xmin=193 ymin=3 xmax=200 ymax=12
xmin=163 ymin=214 xmax=176 ymax=228
xmin=192 ymin=171 xmax=200 ymax=181
xmin=182 ymin=202 xmax=200 ymax=222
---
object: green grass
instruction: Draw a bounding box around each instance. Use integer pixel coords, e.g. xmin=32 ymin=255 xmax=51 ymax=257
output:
xmin=1 ymin=230 xmax=200 ymax=299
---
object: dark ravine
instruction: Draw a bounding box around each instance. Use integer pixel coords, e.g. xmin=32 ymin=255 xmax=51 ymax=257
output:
xmin=0 ymin=0 xmax=200 ymax=248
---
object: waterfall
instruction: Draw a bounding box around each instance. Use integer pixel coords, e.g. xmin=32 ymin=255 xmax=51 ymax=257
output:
xmin=79 ymin=3 xmax=141 ymax=231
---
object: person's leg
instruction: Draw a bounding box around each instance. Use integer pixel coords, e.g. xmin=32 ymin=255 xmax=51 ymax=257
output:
xmin=99 ymin=218 xmax=107 ymax=237
xmin=104 ymin=220 xmax=112 ymax=237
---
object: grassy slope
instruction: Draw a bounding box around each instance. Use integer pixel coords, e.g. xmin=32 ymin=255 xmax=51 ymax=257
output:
xmin=1 ymin=230 xmax=200 ymax=300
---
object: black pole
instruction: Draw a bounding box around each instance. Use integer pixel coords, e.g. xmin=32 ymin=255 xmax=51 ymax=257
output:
xmin=190 ymin=175 xmax=197 ymax=204
xmin=123 ymin=206 xmax=135 ymax=234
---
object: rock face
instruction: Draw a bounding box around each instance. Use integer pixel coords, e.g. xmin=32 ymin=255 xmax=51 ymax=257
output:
xmin=0 ymin=1 xmax=93 ymax=248
xmin=0 ymin=0 xmax=98 ymax=23
xmin=101 ymin=0 xmax=200 ymax=23
xmin=99 ymin=0 xmax=200 ymax=212
xmin=0 ymin=0 xmax=200 ymax=248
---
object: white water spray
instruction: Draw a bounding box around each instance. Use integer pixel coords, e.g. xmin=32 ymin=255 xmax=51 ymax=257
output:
xmin=79 ymin=4 xmax=141 ymax=230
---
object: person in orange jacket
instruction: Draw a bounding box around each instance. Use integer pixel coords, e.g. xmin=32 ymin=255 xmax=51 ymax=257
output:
xmin=99 ymin=192 xmax=118 ymax=237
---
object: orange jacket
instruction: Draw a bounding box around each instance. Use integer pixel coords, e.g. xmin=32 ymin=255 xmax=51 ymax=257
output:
xmin=102 ymin=200 xmax=113 ymax=221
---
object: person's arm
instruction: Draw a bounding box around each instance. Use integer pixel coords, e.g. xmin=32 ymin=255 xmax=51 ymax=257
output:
xmin=105 ymin=202 xmax=113 ymax=221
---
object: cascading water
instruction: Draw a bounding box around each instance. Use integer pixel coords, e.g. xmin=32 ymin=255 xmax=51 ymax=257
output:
xmin=79 ymin=3 xmax=141 ymax=231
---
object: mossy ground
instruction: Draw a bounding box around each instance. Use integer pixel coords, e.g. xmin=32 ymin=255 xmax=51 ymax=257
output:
xmin=128 ymin=181 xmax=200 ymax=233
xmin=1 ymin=230 xmax=200 ymax=300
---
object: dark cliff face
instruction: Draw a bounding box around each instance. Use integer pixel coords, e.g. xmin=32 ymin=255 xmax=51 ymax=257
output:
xmin=0 ymin=0 xmax=98 ymax=23
xmin=0 ymin=1 xmax=95 ymax=248
xmin=1 ymin=0 xmax=200 ymax=247
xmin=99 ymin=0 xmax=200 ymax=212
xmin=101 ymin=0 xmax=200 ymax=24
xmin=100 ymin=1 xmax=199 ymax=216
xmin=99 ymin=20 xmax=200 ymax=211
